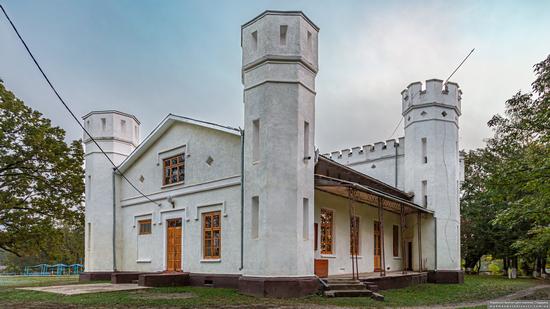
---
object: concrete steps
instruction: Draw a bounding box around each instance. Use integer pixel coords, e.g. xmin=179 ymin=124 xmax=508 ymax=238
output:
xmin=323 ymin=278 xmax=384 ymax=301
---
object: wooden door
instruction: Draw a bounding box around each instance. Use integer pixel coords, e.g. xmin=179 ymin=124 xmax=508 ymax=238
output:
xmin=166 ymin=218 xmax=182 ymax=272
xmin=374 ymin=221 xmax=381 ymax=271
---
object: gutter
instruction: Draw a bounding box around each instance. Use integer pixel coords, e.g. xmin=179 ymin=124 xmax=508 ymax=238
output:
xmin=239 ymin=128 xmax=245 ymax=271
xmin=112 ymin=168 xmax=117 ymax=272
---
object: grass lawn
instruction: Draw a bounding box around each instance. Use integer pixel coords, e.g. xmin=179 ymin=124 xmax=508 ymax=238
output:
xmin=0 ymin=274 xmax=541 ymax=308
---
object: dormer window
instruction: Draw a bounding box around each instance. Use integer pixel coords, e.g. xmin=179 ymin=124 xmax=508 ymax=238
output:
xmin=163 ymin=154 xmax=185 ymax=185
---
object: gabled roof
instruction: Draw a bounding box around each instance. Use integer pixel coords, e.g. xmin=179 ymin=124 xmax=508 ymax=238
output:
xmin=117 ymin=114 xmax=241 ymax=173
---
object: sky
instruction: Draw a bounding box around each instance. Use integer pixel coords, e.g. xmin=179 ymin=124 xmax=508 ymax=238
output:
xmin=1 ymin=0 xmax=549 ymax=153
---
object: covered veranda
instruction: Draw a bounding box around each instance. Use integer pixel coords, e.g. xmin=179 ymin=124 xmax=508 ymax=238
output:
xmin=314 ymin=156 xmax=433 ymax=280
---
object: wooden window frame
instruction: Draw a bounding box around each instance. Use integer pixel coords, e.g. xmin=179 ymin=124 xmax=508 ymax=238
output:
xmin=138 ymin=219 xmax=152 ymax=235
xmin=350 ymin=216 xmax=360 ymax=255
xmin=163 ymin=153 xmax=185 ymax=186
xmin=202 ymin=211 xmax=221 ymax=259
xmin=320 ymin=208 xmax=334 ymax=255
xmin=392 ymin=225 xmax=399 ymax=257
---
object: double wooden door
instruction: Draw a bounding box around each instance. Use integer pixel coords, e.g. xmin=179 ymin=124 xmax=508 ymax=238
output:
xmin=166 ymin=218 xmax=182 ymax=272
xmin=374 ymin=221 xmax=381 ymax=271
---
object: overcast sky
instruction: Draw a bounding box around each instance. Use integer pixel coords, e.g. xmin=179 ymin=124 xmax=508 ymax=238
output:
xmin=1 ymin=0 xmax=549 ymax=153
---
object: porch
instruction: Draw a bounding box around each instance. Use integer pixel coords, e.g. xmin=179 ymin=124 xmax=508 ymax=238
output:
xmin=329 ymin=271 xmax=428 ymax=290
xmin=313 ymin=156 xmax=434 ymax=280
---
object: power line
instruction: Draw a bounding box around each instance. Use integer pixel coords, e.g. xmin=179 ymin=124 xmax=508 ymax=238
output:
xmin=0 ymin=4 xmax=161 ymax=206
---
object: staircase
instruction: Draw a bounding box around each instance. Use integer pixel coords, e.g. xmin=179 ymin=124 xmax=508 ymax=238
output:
xmin=322 ymin=278 xmax=384 ymax=300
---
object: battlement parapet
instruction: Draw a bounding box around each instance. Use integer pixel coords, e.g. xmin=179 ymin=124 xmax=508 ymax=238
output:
xmin=322 ymin=137 xmax=405 ymax=166
xmin=401 ymin=79 xmax=461 ymax=115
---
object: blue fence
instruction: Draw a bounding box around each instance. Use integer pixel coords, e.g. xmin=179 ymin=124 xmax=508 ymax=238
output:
xmin=23 ymin=263 xmax=84 ymax=276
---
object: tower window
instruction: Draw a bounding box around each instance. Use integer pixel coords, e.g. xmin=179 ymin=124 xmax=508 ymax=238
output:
xmin=303 ymin=198 xmax=309 ymax=240
xmin=303 ymin=121 xmax=310 ymax=159
xmin=252 ymin=119 xmax=260 ymax=163
xmin=251 ymin=31 xmax=258 ymax=50
xmin=121 ymin=120 xmax=126 ymax=134
xmin=307 ymin=31 xmax=312 ymax=49
xmin=251 ymin=196 xmax=259 ymax=239
xmin=101 ymin=118 xmax=106 ymax=131
xmin=280 ymin=25 xmax=288 ymax=45
xmin=421 ymin=138 xmax=427 ymax=164
xmin=422 ymin=180 xmax=428 ymax=207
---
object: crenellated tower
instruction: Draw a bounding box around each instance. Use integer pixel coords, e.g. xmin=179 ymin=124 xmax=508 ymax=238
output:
xmin=240 ymin=11 xmax=319 ymax=297
xmin=82 ymin=111 xmax=140 ymax=272
xmin=401 ymin=79 xmax=462 ymax=273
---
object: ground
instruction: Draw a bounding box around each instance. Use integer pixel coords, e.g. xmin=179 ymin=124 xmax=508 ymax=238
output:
xmin=0 ymin=275 xmax=546 ymax=308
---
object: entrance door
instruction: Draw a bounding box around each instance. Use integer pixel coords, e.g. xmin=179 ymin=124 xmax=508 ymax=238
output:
xmin=407 ymin=241 xmax=413 ymax=271
xmin=166 ymin=218 xmax=182 ymax=272
xmin=374 ymin=221 xmax=381 ymax=271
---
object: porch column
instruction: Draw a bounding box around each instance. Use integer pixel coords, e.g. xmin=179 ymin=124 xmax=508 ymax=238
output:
xmin=401 ymin=205 xmax=406 ymax=274
xmin=417 ymin=211 xmax=422 ymax=271
xmin=378 ymin=197 xmax=386 ymax=277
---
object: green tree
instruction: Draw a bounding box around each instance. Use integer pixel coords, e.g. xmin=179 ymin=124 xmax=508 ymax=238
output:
xmin=0 ymin=81 xmax=84 ymax=261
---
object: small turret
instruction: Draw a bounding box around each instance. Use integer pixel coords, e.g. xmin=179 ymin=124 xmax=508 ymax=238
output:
xmin=82 ymin=110 xmax=140 ymax=272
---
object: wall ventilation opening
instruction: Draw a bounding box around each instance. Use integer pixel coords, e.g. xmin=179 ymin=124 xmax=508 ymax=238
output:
xmin=206 ymin=156 xmax=214 ymax=166
xmin=280 ymin=25 xmax=288 ymax=45
xmin=251 ymin=31 xmax=258 ymax=50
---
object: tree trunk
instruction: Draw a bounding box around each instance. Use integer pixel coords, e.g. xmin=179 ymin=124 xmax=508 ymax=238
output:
xmin=503 ymin=257 xmax=508 ymax=276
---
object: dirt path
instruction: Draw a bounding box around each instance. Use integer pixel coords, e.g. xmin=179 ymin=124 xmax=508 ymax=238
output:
xmin=403 ymin=283 xmax=550 ymax=309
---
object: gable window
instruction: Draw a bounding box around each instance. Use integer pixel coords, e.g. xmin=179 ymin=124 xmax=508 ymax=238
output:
xmin=203 ymin=211 xmax=221 ymax=259
xmin=320 ymin=208 xmax=334 ymax=254
xmin=163 ymin=154 xmax=185 ymax=185
xmin=392 ymin=225 xmax=399 ymax=257
xmin=350 ymin=216 xmax=360 ymax=255
xmin=138 ymin=219 xmax=152 ymax=235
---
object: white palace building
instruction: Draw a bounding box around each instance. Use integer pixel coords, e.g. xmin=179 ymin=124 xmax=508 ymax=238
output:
xmin=81 ymin=11 xmax=464 ymax=297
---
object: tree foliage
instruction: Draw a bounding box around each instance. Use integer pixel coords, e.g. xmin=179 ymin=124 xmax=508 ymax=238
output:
xmin=461 ymin=55 xmax=550 ymax=269
xmin=0 ymin=81 xmax=84 ymax=262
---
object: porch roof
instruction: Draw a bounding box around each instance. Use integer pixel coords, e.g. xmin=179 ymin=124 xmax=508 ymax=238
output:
xmin=314 ymin=156 xmax=432 ymax=215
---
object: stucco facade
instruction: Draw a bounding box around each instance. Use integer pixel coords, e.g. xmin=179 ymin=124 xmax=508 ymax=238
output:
xmin=82 ymin=10 xmax=464 ymax=297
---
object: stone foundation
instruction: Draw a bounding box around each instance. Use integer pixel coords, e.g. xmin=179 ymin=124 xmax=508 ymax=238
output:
xmin=238 ymin=276 xmax=320 ymax=298
xmin=79 ymin=272 xmax=114 ymax=282
xmin=427 ymin=270 xmax=464 ymax=284
xmin=189 ymin=273 xmax=241 ymax=289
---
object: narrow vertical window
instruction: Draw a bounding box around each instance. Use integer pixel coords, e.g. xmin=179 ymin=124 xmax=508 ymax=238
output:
xmin=303 ymin=198 xmax=309 ymax=240
xmin=421 ymin=137 xmax=427 ymax=163
xmin=392 ymin=225 xmax=399 ymax=257
xmin=307 ymin=31 xmax=312 ymax=49
xmin=101 ymin=118 xmax=106 ymax=131
xmin=134 ymin=126 xmax=138 ymax=139
xmin=252 ymin=119 xmax=260 ymax=162
xmin=87 ymin=223 xmax=92 ymax=253
xmin=87 ymin=175 xmax=92 ymax=200
xmin=203 ymin=211 xmax=221 ymax=259
xmin=320 ymin=209 xmax=334 ymax=254
xmin=303 ymin=121 xmax=310 ymax=159
xmin=350 ymin=216 xmax=360 ymax=255
xmin=279 ymin=25 xmax=288 ymax=45
xmin=422 ymin=180 xmax=428 ymax=207
xmin=121 ymin=120 xmax=126 ymax=134
xmin=251 ymin=31 xmax=258 ymax=50
xmin=251 ymin=196 xmax=259 ymax=239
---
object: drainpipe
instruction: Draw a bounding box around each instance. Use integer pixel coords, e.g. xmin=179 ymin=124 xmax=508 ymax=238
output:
xmin=239 ymin=128 xmax=245 ymax=271
xmin=394 ymin=143 xmax=398 ymax=187
xmin=434 ymin=217 xmax=437 ymax=271
xmin=112 ymin=168 xmax=117 ymax=272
